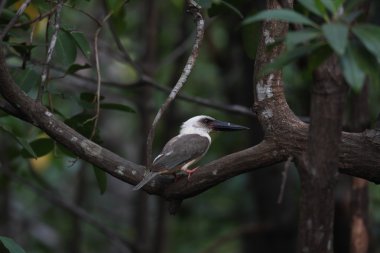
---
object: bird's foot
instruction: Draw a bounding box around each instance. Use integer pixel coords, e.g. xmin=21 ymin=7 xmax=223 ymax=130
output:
xmin=183 ymin=167 xmax=199 ymax=180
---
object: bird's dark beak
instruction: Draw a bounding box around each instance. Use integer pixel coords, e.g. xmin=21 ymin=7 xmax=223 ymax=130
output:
xmin=210 ymin=120 xmax=249 ymax=131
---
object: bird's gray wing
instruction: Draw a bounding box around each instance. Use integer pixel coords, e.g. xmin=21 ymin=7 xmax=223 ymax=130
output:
xmin=151 ymin=134 xmax=210 ymax=173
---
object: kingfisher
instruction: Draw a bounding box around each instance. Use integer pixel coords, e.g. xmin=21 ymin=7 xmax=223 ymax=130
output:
xmin=133 ymin=115 xmax=249 ymax=190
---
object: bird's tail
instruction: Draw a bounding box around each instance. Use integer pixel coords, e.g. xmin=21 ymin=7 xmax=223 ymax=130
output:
xmin=132 ymin=171 xmax=160 ymax=191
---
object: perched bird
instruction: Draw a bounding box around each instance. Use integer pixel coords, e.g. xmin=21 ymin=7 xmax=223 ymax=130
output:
xmin=133 ymin=115 xmax=249 ymax=191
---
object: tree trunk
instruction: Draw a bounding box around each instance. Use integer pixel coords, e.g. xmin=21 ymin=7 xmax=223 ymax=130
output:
xmin=349 ymin=83 xmax=370 ymax=253
xmin=297 ymin=56 xmax=347 ymax=253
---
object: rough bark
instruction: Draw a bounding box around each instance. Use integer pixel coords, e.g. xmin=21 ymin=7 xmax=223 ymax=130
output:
xmin=349 ymin=83 xmax=370 ymax=253
xmin=296 ymin=56 xmax=347 ymax=253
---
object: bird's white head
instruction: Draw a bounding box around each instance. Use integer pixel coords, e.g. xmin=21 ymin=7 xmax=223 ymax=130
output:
xmin=179 ymin=115 xmax=249 ymax=137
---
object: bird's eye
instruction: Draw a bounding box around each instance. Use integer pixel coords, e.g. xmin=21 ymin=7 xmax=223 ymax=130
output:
xmin=202 ymin=118 xmax=211 ymax=124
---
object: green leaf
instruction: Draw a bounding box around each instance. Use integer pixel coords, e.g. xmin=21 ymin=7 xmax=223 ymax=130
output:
xmin=320 ymin=0 xmax=336 ymax=13
xmin=346 ymin=0 xmax=366 ymax=12
xmin=341 ymin=44 xmax=366 ymax=92
xmin=10 ymin=67 xmax=40 ymax=92
xmin=11 ymin=43 xmax=36 ymax=58
xmin=64 ymin=112 xmax=100 ymax=141
xmin=306 ymin=45 xmax=333 ymax=74
xmin=100 ymin=103 xmax=135 ymax=113
xmin=343 ymin=10 xmax=363 ymax=24
xmin=0 ymin=236 xmax=26 ymax=253
xmin=53 ymin=30 xmax=77 ymax=68
xmin=93 ymin=166 xmax=107 ymax=194
xmin=220 ymin=0 xmax=243 ymax=19
xmin=70 ymin=31 xmax=92 ymax=59
xmin=347 ymin=43 xmax=380 ymax=86
xmin=22 ymin=138 xmax=54 ymax=158
xmin=80 ymin=92 xmax=105 ymax=103
xmin=322 ymin=23 xmax=348 ymax=55
xmin=261 ymin=42 xmax=323 ymax=75
xmin=107 ymin=0 xmax=126 ymax=13
xmin=242 ymin=9 xmax=318 ymax=28
xmin=65 ymin=63 xmax=91 ymax=75
xmin=196 ymin=0 xmax=212 ymax=9
xmin=298 ymin=0 xmax=327 ymax=17
xmin=286 ymin=29 xmax=321 ymax=48
xmin=352 ymin=24 xmax=380 ymax=64
xmin=0 ymin=126 xmax=36 ymax=158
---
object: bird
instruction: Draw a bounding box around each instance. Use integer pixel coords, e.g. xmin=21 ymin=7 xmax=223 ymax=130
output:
xmin=133 ymin=115 xmax=249 ymax=191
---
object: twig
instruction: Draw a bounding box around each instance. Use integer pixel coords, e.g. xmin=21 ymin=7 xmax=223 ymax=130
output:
xmin=89 ymin=10 xmax=116 ymax=139
xmin=0 ymin=0 xmax=32 ymax=41
xmin=145 ymin=0 xmax=205 ymax=166
xmin=277 ymin=156 xmax=293 ymax=204
xmin=100 ymin=0 xmax=141 ymax=73
xmin=64 ymin=2 xmax=102 ymax=26
xmin=14 ymin=5 xmax=59 ymax=28
xmin=36 ymin=0 xmax=63 ymax=101
xmin=141 ymin=75 xmax=255 ymax=117
xmin=3 ymin=169 xmax=137 ymax=252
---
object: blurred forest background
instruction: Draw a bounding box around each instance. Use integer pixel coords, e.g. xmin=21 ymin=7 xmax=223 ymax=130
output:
xmin=0 ymin=0 xmax=380 ymax=252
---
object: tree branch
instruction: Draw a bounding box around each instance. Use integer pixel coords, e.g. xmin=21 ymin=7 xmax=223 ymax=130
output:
xmin=0 ymin=0 xmax=32 ymax=41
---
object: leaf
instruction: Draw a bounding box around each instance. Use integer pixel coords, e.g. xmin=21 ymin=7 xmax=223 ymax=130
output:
xmin=100 ymin=103 xmax=135 ymax=113
xmin=0 ymin=126 xmax=36 ymax=158
xmin=64 ymin=112 xmax=101 ymax=141
xmin=22 ymin=138 xmax=54 ymax=158
xmin=65 ymin=63 xmax=91 ymax=75
xmin=242 ymin=9 xmax=318 ymax=28
xmin=352 ymin=24 xmax=380 ymax=64
xmin=93 ymin=166 xmax=107 ymax=194
xmin=0 ymin=236 xmax=26 ymax=253
xmin=196 ymin=0 xmax=212 ymax=9
xmin=52 ymin=30 xmax=77 ymax=68
xmin=298 ymin=0 xmax=327 ymax=17
xmin=306 ymin=45 xmax=333 ymax=74
xmin=286 ymin=29 xmax=321 ymax=49
xmin=10 ymin=67 xmax=40 ymax=92
xmin=343 ymin=10 xmax=363 ymax=24
xmin=320 ymin=0 xmax=336 ymax=13
xmin=220 ymin=0 xmax=243 ymax=19
xmin=347 ymin=43 xmax=380 ymax=86
xmin=261 ymin=42 xmax=322 ymax=75
xmin=322 ymin=23 xmax=348 ymax=55
xmin=70 ymin=31 xmax=92 ymax=59
xmin=340 ymin=44 xmax=366 ymax=92
xmin=107 ymin=0 xmax=126 ymax=13
xmin=11 ymin=43 xmax=36 ymax=57
xmin=80 ymin=92 xmax=105 ymax=103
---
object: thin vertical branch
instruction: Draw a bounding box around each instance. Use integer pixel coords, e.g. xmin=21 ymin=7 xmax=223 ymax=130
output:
xmin=277 ymin=156 xmax=293 ymax=204
xmin=36 ymin=1 xmax=63 ymax=101
xmin=100 ymin=0 xmax=142 ymax=74
xmin=0 ymin=0 xmax=32 ymax=41
xmin=90 ymin=11 xmax=113 ymax=139
xmin=145 ymin=0 xmax=205 ymax=167
xmin=89 ymin=1 xmax=128 ymax=139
